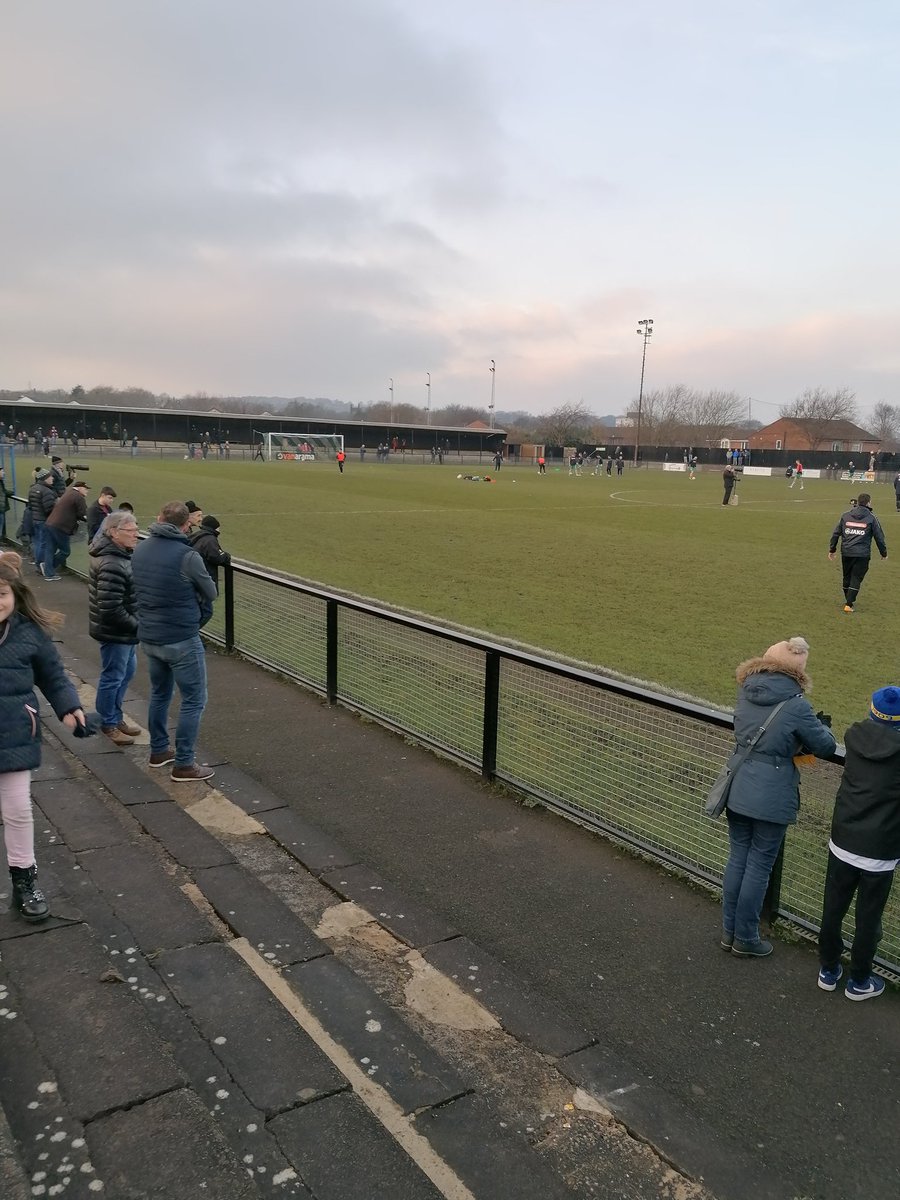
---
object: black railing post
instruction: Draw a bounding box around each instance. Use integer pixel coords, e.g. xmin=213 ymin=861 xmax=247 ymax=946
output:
xmin=223 ymin=563 xmax=235 ymax=652
xmin=481 ymin=651 xmax=500 ymax=780
xmin=326 ymin=599 xmax=339 ymax=704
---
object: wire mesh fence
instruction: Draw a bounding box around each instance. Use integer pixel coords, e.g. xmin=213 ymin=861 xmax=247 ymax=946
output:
xmin=7 ymin=502 xmax=899 ymax=974
xmin=208 ymin=566 xmax=900 ymax=974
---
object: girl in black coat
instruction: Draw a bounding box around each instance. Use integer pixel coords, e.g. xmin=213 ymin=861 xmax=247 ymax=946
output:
xmin=0 ymin=554 xmax=86 ymax=920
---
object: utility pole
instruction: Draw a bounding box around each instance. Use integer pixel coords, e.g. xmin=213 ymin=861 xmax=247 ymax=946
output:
xmin=634 ymin=319 xmax=653 ymax=467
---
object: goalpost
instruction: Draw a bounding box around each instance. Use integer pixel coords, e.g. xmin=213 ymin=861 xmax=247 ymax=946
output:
xmin=262 ymin=432 xmax=344 ymax=462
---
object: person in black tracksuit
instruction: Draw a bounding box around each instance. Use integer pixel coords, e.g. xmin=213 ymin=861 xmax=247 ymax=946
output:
xmin=828 ymin=493 xmax=887 ymax=612
xmin=894 ymin=471 xmax=900 ymax=513
xmin=817 ymin=686 xmax=900 ymax=1001
xmin=722 ymin=465 xmax=735 ymax=505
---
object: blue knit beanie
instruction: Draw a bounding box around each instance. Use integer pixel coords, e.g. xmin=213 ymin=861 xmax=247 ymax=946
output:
xmin=870 ymin=687 xmax=900 ymax=725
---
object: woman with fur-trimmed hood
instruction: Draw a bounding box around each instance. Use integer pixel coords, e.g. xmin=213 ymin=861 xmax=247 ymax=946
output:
xmin=721 ymin=637 xmax=835 ymax=958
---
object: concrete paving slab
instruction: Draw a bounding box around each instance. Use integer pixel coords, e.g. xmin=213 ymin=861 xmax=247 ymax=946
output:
xmin=54 ymin=723 xmax=121 ymax=756
xmin=129 ymin=800 xmax=236 ymax=869
xmin=31 ymin=744 xmax=75 ymax=782
xmin=424 ymin=937 xmax=595 ymax=1059
xmin=559 ymin=1044 xmax=785 ymax=1200
xmin=320 ymin=863 xmax=459 ymax=949
xmin=212 ymin=762 xmax=290 ymax=814
xmin=0 ymin=924 xmax=186 ymax=1123
xmin=157 ymin=942 xmax=346 ymax=1116
xmin=268 ymin=1091 xmax=445 ymax=1200
xmin=262 ymin=807 xmax=359 ymax=874
xmin=283 ymin=955 xmax=469 ymax=1115
xmin=77 ymin=843 xmax=217 ymax=953
xmin=0 ymin=1106 xmax=29 ymax=1200
xmin=32 ymin=777 xmax=129 ymax=852
xmin=87 ymin=1088 xmax=261 ymax=1200
xmin=0 ymin=964 xmax=98 ymax=1195
xmin=412 ymin=1092 xmax=576 ymax=1200
xmin=71 ymin=748 xmax=174 ymax=804
xmin=134 ymin=969 xmax=312 ymax=1199
xmin=197 ymin=863 xmax=331 ymax=966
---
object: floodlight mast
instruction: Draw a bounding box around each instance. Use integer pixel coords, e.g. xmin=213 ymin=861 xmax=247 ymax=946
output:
xmin=633 ymin=319 xmax=653 ymax=467
xmin=389 ymin=378 xmax=394 ymax=425
xmin=426 ymin=372 xmax=431 ymax=425
xmin=489 ymin=359 xmax=496 ymax=429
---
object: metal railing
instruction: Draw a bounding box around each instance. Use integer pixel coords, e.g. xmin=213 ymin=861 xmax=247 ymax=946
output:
xmin=7 ymin=495 xmax=897 ymax=974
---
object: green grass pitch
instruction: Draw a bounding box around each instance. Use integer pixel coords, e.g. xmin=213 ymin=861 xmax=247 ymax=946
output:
xmin=62 ymin=456 xmax=896 ymax=738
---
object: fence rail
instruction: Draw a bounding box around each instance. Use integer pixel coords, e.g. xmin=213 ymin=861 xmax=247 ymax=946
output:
xmin=7 ymin=495 xmax=898 ymax=975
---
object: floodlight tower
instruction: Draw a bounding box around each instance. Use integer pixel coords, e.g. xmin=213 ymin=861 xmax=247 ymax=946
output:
xmin=633 ymin=318 xmax=653 ymax=467
xmin=426 ymin=372 xmax=431 ymax=425
xmin=489 ymin=359 xmax=496 ymax=429
xmin=389 ymin=378 xmax=394 ymax=425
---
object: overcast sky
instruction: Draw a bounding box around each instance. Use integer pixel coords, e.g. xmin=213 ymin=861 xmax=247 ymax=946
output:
xmin=2 ymin=1 xmax=898 ymax=419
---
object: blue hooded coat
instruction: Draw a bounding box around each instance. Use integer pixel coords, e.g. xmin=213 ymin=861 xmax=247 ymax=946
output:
xmin=726 ymin=656 xmax=836 ymax=825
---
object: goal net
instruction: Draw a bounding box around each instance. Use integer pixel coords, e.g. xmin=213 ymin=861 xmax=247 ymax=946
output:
xmin=263 ymin=432 xmax=344 ymax=462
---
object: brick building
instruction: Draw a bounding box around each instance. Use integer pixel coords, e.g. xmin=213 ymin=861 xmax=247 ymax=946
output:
xmin=749 ymin=417 xmax=880 ymax=455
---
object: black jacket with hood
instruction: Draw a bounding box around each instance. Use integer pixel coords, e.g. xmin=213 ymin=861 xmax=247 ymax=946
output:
xmin=831 ymin=720 xmax=900 ymax=859
xmin=829 ymin=503 xmax=887 ymax=560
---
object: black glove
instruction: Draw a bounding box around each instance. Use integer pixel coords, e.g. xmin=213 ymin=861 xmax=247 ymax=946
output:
xmin=815 ymin=710 xmax=832 ymax=728
xmin=71 ymin=714 xmax=100 ymax=738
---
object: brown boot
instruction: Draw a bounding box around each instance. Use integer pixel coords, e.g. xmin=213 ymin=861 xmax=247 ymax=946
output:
xmin=118 ymin=720 xmax=141 ymax=736
xmin=170 ymin=763 xmax=215 ymax=783
xmin=101 ymin=725 xmax=134 ymax=746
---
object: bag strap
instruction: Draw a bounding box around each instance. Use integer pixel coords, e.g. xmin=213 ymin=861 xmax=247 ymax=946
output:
xmin=730 ymin=697 xmax=794 ymax=771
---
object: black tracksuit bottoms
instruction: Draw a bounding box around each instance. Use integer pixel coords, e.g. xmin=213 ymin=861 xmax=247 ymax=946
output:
xmin=841 ymin=555 xmax=870 ymax=605
xmin=819 ymin=851 xmax=894 ymax=981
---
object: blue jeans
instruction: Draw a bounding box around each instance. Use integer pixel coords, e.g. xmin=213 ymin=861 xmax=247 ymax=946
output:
xmin=32 ymin=522 xmax=45 ymax=566
xmin=42 ymin=526 xmax=70 ymax=578
xmin=96 ymin=643 xmax=137 ymax=729
xmin=142 ymin=636 xmax=207 ymax=766
xmin=722 ymin=810 xmax=788 ymax=944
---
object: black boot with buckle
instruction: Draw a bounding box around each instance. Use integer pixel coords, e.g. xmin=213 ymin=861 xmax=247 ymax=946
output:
xmin=9 ymin=865 xmax=50 ymax=922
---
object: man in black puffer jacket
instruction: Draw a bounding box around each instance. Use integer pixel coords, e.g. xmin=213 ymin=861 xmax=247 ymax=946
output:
xmin=88 ymin=510 xmax=140 ymax=746
xmin=27 ymin=470 xmax=57 ymax=573
xmin=817 ymin=686 xmax=900 ymax=1002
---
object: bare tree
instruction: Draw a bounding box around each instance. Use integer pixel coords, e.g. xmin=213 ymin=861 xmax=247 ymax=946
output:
xmin=433 ymin=404 xmax=488 ymax=426
xmin=639 ymin=385 xmax=693 ymax=446
xmin=536 ymin=401 xmax=594 ymax=448
xmin=780 ymin=387 xmax=858 ymax=450
xmin=869 ymin=402 xmax=898 ymax=450
xmin=687 ymin=389 xmax=749 ymax=449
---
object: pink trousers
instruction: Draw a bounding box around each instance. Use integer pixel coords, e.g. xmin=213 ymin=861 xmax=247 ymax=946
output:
xmin=0 ymin=771 xmax=35 ymax=868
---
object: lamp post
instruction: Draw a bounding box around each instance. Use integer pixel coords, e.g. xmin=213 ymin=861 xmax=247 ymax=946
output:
xmin=426 ymin=372 xmax=431 ymax=425
xmin=489 ymin=359 xmax=496 ymax=429
xmin=389 ymin=378 xmax=394 ymax=425
xmin=633 ymin=318 xmax=653 ymax=467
